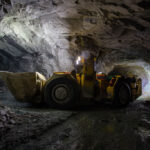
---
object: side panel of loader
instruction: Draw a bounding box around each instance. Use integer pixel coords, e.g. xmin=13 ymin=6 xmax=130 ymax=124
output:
xmin=107 ymin=76 xmax=142 ymax=101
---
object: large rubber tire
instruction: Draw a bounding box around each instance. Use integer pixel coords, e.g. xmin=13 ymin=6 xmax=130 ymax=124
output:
xmin=44 ymin=77 xmax=80 ymax=109
xmin=114 ymin=81 xmax=131 ymax=107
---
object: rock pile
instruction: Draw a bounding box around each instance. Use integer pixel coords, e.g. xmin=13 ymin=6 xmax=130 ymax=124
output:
xmin=0 ymin=104 xmax=16 ymax=136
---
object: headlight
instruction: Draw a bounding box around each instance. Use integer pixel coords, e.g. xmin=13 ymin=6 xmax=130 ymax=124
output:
xmin=76 ymin=56 xmax=81 ymax=65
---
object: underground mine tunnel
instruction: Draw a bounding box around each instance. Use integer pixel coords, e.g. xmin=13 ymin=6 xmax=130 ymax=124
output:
xmin=0 ymin=0 xmax=150 ymax=150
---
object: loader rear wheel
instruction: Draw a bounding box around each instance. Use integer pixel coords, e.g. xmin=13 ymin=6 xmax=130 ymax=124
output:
xmin=44 ymin=77 xmax=80 ymax=109
xmin=114 ymin=82 xmax=131 ymax=107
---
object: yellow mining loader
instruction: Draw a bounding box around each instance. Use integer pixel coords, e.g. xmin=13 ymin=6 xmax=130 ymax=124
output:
xmin=0 ymin=55 xmax=142 ymax=108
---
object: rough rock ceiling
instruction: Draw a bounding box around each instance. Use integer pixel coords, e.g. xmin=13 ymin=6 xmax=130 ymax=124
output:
xmin=0 ymin=0 xmax=150 ymax=98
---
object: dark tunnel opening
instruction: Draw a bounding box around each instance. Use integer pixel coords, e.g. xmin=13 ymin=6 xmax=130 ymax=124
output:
xmin=108 ymin=65 xmax=148 ymax=87
xmin=106 ymin=60 xmax=150 ymax=100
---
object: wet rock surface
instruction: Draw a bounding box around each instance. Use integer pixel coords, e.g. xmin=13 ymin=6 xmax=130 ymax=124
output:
xmin=1 ymin=91 xmax=150 ymax=150
xmin=0 ymin=103 xmax=75 ymax=150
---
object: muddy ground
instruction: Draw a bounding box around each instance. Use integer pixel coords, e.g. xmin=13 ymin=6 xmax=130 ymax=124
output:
xmin=0 ymin=91 xmax=150 ymax=150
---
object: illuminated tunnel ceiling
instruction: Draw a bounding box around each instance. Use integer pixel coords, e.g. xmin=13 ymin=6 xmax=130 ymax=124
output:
xmin=0 ymin=0 xmax=150 ymax=98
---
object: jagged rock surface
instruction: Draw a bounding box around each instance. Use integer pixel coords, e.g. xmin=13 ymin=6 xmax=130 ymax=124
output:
xmin=0 ymin=105 xmax=16 ymax=136
xmin=0 ymin=0 xmax=149 ymax=77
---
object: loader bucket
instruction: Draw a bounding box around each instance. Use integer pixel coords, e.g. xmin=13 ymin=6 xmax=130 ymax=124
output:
xmin=0 ymin=72 xmax=46 ymax=103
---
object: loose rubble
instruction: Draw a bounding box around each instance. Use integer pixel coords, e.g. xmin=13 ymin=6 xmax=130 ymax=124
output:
xmin=0 ymin=105 xmax=17 ymax=135
xmin=0 ymin=99 xmax=150 ymax=150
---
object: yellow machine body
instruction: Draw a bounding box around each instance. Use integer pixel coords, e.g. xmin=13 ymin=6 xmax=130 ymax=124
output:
xmin=0 ymin=71 xmax=46 ymax=103
xmin=0 ymin=55 xmax=142 ymax=106
xmin=71 ymin=56 xmax=142 ymax=102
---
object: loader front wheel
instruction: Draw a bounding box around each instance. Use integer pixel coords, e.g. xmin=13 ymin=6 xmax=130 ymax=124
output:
xmin=44 ymin=78 xmax=80 ymax=109
xmin=114 ymin=82 xmax=131 ymax=107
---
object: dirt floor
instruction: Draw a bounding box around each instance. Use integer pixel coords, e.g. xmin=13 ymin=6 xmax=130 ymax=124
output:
xmin=0 ymin=91 xmax=150 ymax=150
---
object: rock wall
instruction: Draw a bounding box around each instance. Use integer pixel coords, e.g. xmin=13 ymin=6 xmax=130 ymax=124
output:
xmin=0 ymin=0 xmax=150 ymax=82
